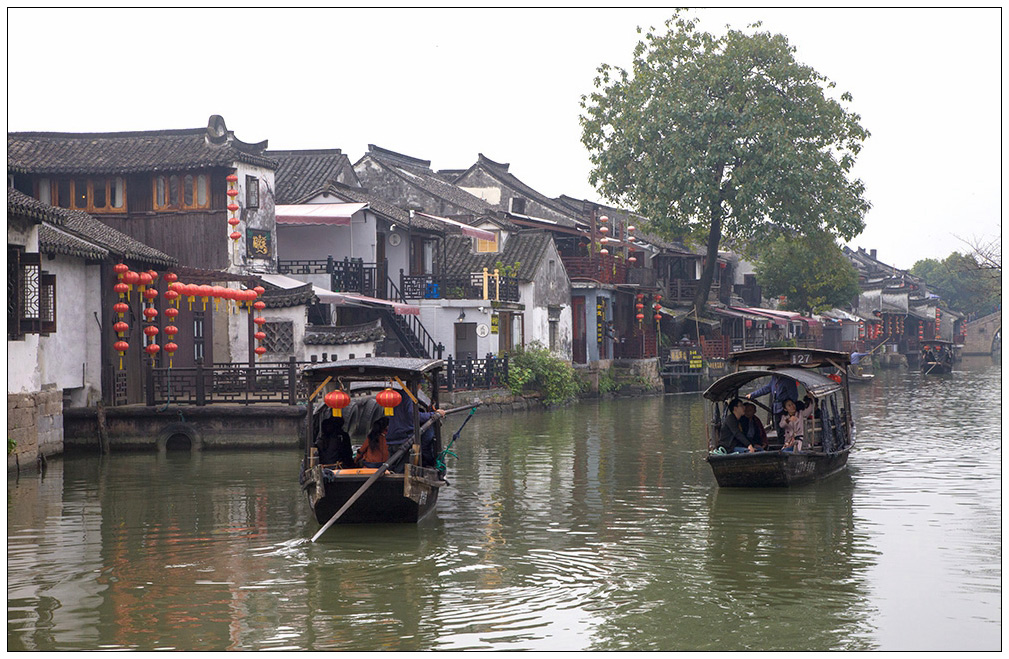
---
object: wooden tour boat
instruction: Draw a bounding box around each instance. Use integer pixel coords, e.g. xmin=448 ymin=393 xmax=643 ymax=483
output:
xmin=920 ymin=340 xmax=954 ymax=375
xmin=299 ymin=357 xmax=464 ymax=536
xmin=704 ymin=348 xmax=856 ymax=487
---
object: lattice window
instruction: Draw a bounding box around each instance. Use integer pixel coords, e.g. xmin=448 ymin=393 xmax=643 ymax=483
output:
xmin=263 ymin=321 xmax=294 ymax=354
xmin=7 ymin=247 xmax=56 ymax=339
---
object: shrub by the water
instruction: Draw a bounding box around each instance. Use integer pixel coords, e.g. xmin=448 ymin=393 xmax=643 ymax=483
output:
xmin=507 ymin=342 xmax=583 ymax=405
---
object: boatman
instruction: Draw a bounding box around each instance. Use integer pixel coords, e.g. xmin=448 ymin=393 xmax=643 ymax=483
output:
xmin=746 ymin=374 xmax=798 ymax=445
xmin=386 ymin=388 xmax=446 ymax=470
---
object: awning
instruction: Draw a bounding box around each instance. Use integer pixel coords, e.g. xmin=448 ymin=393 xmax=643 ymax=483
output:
xmin=684 ymin=311 xmax=721 ymax=328
xmin=330 ymin=292 xmax=419 ymax=316
xmin=259 ymin=273 xmax=419 ymax=315
xmin=415 ymin=212 xmax=496 ymax=241
xmin=275 ymin=203 xmax=367 ymax=225
xmin=735 ymin=307 xmax=788 ymax=328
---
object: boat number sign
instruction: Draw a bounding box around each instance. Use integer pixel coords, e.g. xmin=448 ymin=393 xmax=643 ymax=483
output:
xmin=791 ymin=352 xmax=812 ymax=365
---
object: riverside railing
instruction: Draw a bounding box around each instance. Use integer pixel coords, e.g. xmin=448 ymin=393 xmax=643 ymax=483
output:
xmin=443 ymin=354 xmax=509 ymax=392
xmin=146 ymin=357 xmax=309 ymax=406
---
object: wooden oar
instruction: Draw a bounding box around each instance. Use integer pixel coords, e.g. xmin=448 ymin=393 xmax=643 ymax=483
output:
xmin=310 ymin=403 xmax=480 ymax=542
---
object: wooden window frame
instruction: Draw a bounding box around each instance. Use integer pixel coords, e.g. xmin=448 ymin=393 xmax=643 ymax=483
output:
xmin=475 ymin=230 xmax=500 ymax=254
xmin=246 ymin=175 xmax=259 ymax=208
xmin=7 ymin=248 xmax=56 ymax=338
xmin=152 ymin=172 xmax=211 ymax=211
xmin=39 ymin=177 xmax=127 ymax=213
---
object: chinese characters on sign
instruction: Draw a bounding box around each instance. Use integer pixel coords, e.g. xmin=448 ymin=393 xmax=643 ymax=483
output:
xmin=247 ymin=229 xmax=272 ymax=259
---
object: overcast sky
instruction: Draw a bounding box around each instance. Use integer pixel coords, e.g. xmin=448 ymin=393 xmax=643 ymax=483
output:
xmin=7 ymin=8 xmax=1002 ymax=270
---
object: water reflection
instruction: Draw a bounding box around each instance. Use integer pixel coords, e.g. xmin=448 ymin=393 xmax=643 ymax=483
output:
xmin=7 ymin=360 xmax=1001 ymax=650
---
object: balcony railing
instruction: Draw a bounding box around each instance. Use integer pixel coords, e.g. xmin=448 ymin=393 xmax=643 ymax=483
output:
xmin=664 ymin=279 xmax=719 ymax=304
xmin=277 ymin=257 xmax=384 ymax=298
xmin=400 ymin=271 xmax=520 ymax=302
xmin=146 ymin=357 xmax=308 ymax=406
xmin=560 ymin=254 xmax=628 ymax=285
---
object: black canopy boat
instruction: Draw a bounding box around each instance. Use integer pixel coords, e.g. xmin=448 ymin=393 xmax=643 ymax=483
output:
xmin=704 ymin=348 xmax=856 ymax=487
xmin=920 ymin=339 xmax=955 ymax=375
xmin=299 ymin=357 xmax=451 ymax=527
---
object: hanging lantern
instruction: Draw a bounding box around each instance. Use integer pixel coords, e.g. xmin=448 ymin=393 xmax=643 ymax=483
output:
xmin=375 ymin=388 xmax=403 ymax=416
xmin=599 ymin=225 xmax=609 ymax=234
xmin=147 ymin=270 xmax=158 ymax=283
xmin=599 ymin=248 xmax=609 ymax=255
xmin=164 ymin=342 xmax=178 ymax=368
xmin=254 ymin=346 xmax=267 ymax=357
xmin=143 ymin=287 xmax=159 ymax=303
xmin=254 ymin=330 xmax=266 ymax=341
xmin=228 ymin=216 xmax=240 ymax=228
xmin=635 ymin=302 xmax=644 ymax=311
xmin=143 ymin=307 xmax=158 ymax=322
xmin=628 ymin=256 xmax=637 ymax=263
xmin=600 ymin=236 xmax=608 ymax=244
xmin=144 ymin=325 xmax=159 ymax=339
xmin=654 ymin=313 xmax=662 ymax=322
xmin=253 ymin=300 xmax=266 ymax=311
xmin=227 ymin=174 xmax=238 ymax=184
xmin=599 ymin=215 xmax=608 ymax=223
xmin=636 ymin=293 xmax=644 ymax=301
xmin=654 ymin=293 xmax=661 ymax=302
xmin=227 ymin=187 xmax=239 ymax=199
xmin=745 ymin=319 xmax=753 ymax=329
xmin=227 ymin=203 xmax=240 ymax=213
xmin=164 ymin=288 xmax=179 ymax=305
xmin=254 ymin=316 xmax=266 ymax=326
xmin=324 ymin=390 xmax=351 ymax=417
xmin=114 ymin=340 xmax=129 ymax=369
xmin=230 ymin=231 xmax=242 ymax=242
xmin=627 ymin=225 xmax=635 ymax=233
xmin=114 ymin=282 xmax=129 ymax=299
xmin=113 ymin=302 xmax=129 ymax=319
xmin=164 ymin=325 xmax=179 ymax=339
xmin=164 ymin=272 xmax=178 ymax=284
xmin=114 ymin=263 xmax=129 ymax=278
xmin=636 ymin=313 xmax=645 ymax=323
xmin=138 ymin=272 xmax=152 ymax=293
xmin=165 ymin=307 xmax=179 ymax=322
xmin=113 ymin=321 xmax=129 ymax=336
xmin=145 ymin=343 xmax=160 ymax=362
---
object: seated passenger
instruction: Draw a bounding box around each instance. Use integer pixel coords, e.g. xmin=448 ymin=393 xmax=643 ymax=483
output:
xmin=718 ymin=398 xmax=761 ymax=454
xmin=355 ymin=417 xmax=391 ymax=468
xmin=386 ymin=388 xmax=446 ymax=468
xmin=779 ymin=395 xmax=816 ymax=452
xmin=740 ymin=402 xmax=769 ymax=451
xmin=316 ymin=416 xmax=354 ymax=467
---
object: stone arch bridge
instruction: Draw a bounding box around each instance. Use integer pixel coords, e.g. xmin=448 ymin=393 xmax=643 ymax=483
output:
xmin=963 ymin=311 xmax=1001 ymax=356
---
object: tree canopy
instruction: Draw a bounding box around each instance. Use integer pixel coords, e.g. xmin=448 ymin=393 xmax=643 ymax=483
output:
xmin=580 ymin=11 xmax=871 ymax=310
xmin=911 ymin=252 xmax=1001 ymax=317
xmin=754 ymin=233 xmax=860 ymax=315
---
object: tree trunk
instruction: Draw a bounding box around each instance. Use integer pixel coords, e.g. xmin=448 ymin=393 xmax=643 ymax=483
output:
xmin=693 ymin=198 xmax=724 ymax=314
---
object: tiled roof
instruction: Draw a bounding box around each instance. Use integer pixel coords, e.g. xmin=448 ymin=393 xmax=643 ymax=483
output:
xmin=261 ymin=280 xmax=316 ymax=308
xmin=304 ymin=319 xmax=385 ymax=346
xmin=440 ymin=229 xmax=555 ymax=281
xmin=320 ymin=182 xmax=444 ymax=234
xmin=555 ymin=194 xmax=697 ymax=254
xmin=266 ymin=149 xmax=359 ymax=205
xmin=8 ymin=116 xmax=275 ymax=174
xmin=8 ymin=188 xmax=176 ymax=267
xmin=462 ymin=154 xmax=583 ymax=227
xmin=39 ymin=223 xmax=109 ymax=261
xmin=358 ymin=145 xmax=493 ymax=215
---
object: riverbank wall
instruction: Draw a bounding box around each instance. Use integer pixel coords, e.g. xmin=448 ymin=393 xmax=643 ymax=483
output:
xmin=7 ymin=388 xmax=63 ymax=475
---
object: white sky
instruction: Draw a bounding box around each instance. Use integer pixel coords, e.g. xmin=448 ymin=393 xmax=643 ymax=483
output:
xmin=6 ymin=8 xmax=1003 ymax=270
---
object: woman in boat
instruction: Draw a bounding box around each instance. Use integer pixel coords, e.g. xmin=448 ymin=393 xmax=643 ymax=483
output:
xmin=316 ymin=417 xmax=354 ymax=467
xmin=746 ymin=374 xmax=798 ymax=444
xmin=779 ymin=395 xmax=816 ymax=452
xmin=355 ymin=417 xmax=391 ymax=468
xmin=741 ymin=402 xmax=769 ymax=451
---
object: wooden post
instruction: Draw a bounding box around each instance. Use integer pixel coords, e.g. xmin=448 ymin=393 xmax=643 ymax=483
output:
xmin=195 ymin=358 xmax=206 ymax=406
xmin=145 ymin=358 xmax=155 ymax=407
xmin=288 ymin=355 xmax=297 ymax=405
xmin=446 ymin=356 xmax=455 ymax=392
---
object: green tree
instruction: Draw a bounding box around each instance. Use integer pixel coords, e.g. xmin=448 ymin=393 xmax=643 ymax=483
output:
xmin=911 ymin=252 xmax=1000 ymax=316
xmin=754 ymin=232 xmax=860 ymax=314
xmin=580 ymin=11 xmax=870 ymax=312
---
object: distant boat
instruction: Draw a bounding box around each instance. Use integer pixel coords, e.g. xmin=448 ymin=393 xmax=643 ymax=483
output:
xmin=299 ymin=357 xmax=449 ymax=526
xmin=704 ymin=348 xmax=856 ymax=487
xmin=921 ymin=340 xmax=955 ymax=375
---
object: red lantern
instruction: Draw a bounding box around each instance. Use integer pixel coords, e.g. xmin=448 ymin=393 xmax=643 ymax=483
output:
xmin=165 ymin=307 xmax=179 ymax=320
xmin=599 ymin=225 xmax=609 ymax=234
xmin=143 ymin=307 xmax=158 ymax=321
xmin=114 ymin=302 xmax=129 ymax=318
xmin=628 ymin=256 xmax=637 ymax=263
xmin=228 ymin=216 xmax=240 ymax=228
xmin=375 ymin=388 xmax=403 ymax=416
xmin=654 ymin=313 xmax=662 ymax=322
xmin=324 ymin=390 xmax=351 ymax=417
xmin=230 ymin=231 xmax=242 ymax=242
xmin=164 ymin=342 xmax=178 ymax=354
xmin=745 ymin=319 xmax=753 ymax=329
xmin=226 ymin=174 xmax=238 ymax=183
xmin=599 ymin=248 xmax=609 ymax=255
xmin=138 ymin=272 xmax=152 ymax=291
xmin=164 ymin=288 xmax=179 ymax=304
xmin=254 ymin=346 xmax=267 ymax=357
xmin=227 ymin=188 xmax=239 ymax=198
xmin=254 ymin=316 xmax=266 ymax=326
xmin=145 ymin=343 xmax=160 ymax=358
xmin=164 ymin=325 xmax=179 ymax=338
xmin=113 ymin=321 xmax=129 ymax=335
xmin=253 ymin=300 xmax=266 ymax=311
xmin=114 ymin=263 xmax=129 ymax=277
xmin=627 ymin=225 xmax=636 ymax=233
xmin=147 ymin=270 xmax=158 ymax=282
xmin=636 ymin=313 xmax=645 ymax=322
xmin=636 ymin=293 xmax=644 ymax=301
xmin=635 ymin=303 xmax=644 ymax=311
xmin=143 ymin=287 xmax=158 ymax=302
xmin=254 ymin=286 xmax=265 ymax=296
xmin=227 ymin=203 xmax=240 ymax=213
xmin=114 ymin=340 xmax=129 ymax=369
xmin=123 ymin=270 xmax=139 ymax=287
xmin=653 ymin=294 xmax=661 ymax=302
xmin=599 ymin=215 xmax=608 ymax=223
xmin=144 ymin=325 xmax=159 ymax=338
xmin=254 ymin=331 xmax=266 ymax=341
xmin=164 ymin=272 xmax=178 ymax=284
xmin=114 ymin=282 xmax=129 ymax=298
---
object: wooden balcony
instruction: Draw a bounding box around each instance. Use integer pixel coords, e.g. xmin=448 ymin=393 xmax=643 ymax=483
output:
xmin=560 ymin=254 xmax=628 ymax=285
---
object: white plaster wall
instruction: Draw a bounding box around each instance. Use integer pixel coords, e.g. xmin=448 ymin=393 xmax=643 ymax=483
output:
xmin=232 ymin=163 xmax=277 ymax=272
xmin=417 ymin=301 xmax=500 ymax=359
xmin=303 ymin=341 xmax=380 ymax=362
xmin=278 ymin=224 xmax=351 ymax=262
xmin=7 ymin=222 xmax=41 ymax=393
xmin=459 ymin=186 xmax=501 ymax=205
xmin=37 ymin=257 xmax=100 ymax=398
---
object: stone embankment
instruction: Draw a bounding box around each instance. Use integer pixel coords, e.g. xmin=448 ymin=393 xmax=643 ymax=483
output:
xmin=8 ymin=389 xmax=63 ymax=474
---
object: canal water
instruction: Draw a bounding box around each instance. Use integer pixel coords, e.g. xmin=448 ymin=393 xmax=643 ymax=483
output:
xmin=7 ymin=358 xmax=1001 ymax=651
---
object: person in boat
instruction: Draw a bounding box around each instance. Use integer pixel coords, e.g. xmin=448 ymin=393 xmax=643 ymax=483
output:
xmin=386 ymin=389 xmax=446 ymax=469
xmin=779 ymin=395 xmax=816 ymax=452
xmin=355 ymin=417 xmax=391 ymax=468
xmin=316 ymin=416 xmax=354 ymax=467
xmin=746 ymin=374 xmax=798 ymax=444
xmin=850 ymin=351 xmax=870 ymax=365
xmin=740 ymin=402 xmax=769 ymax=451
xmin=718 ymin=398 xmax=761 ymax=454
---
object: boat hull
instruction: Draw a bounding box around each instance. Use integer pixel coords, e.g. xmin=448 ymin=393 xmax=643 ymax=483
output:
xmin=302 ymin=465 xmax=441 ymax=525
xmin=706 ymin=448 xmax=850 ymax=487
xmin=922 ymin=362 xmax=953 ymax=375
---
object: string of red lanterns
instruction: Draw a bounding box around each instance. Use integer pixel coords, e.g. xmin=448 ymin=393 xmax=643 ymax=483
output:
xmin=227 ymin=174 xmax=241 ymax=254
